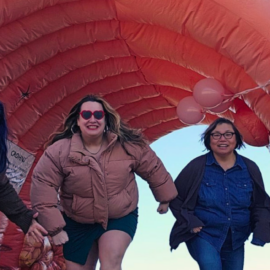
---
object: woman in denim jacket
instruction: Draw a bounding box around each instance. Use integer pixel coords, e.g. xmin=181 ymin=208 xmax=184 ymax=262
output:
xmin=169 ymin=117 xmax=270 ymax=270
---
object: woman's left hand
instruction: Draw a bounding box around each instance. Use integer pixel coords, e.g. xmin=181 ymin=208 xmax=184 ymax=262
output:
xmin=157 ymin=202 xmax=169 ymax=214
xmin=191 ymin=227 xmax=202 ymax=233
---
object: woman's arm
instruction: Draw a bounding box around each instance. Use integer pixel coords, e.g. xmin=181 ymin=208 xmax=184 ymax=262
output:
xmin=0 ymin=171 xmax=48 ymax=240
xmin=0 ymin=171 xmax=33 ymax=233
xmin=244 ymin=157 xmax=270 ymax=243
xmin=169 ymin=157 xmax=205 ymax=230
xmin=31 ymin=149 xmax=66 ymax=236
xmin=134 ymin=144 xmax=178 ymax=203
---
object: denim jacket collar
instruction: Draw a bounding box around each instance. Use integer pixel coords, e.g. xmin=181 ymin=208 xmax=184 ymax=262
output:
xmin=206 ymin=151 xmax=244 ymax=169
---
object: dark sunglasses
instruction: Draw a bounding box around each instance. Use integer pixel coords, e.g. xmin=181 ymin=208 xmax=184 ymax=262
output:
xmin=79 ymin=110 xmax=105 ymax=120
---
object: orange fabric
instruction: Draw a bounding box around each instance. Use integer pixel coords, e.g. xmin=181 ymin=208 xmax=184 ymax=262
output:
xmin=19 ymin=235 xmax=66 ymax=270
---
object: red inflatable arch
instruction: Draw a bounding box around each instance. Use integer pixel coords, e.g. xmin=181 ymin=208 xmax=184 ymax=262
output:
xmin=0 ymin=0 xmax=270 ymax=268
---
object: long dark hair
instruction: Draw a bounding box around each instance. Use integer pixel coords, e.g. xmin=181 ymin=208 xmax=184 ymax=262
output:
xmin=0 ymin=102 xmax=8 ymax=172
xmin=201 ymin=117 xmax=245 ymax=151
xmin=48 ymin=95 xmax=146 ymax=147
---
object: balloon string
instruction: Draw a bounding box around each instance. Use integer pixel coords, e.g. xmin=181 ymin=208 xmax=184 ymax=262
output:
xmin=201 ymin=108 xmax=207 ymax=113
xmin=200 ymin=80 xmax=270 ymax=113
xmin=222 ymin=80 xmax=270 ymax=103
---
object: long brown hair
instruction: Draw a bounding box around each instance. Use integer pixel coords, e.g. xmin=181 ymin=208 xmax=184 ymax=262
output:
xmin=47 ymin=95 xmax=146 ymax=147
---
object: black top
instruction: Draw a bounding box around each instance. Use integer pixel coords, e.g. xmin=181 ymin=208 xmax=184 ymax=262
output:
xmin=0 ymin=170 xmax=34 ymax=234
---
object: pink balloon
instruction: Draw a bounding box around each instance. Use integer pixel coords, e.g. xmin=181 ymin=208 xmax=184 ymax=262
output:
xmin=176 ymin=96 xmax=205 ymax=125
xmin=193 ymin=78 xmax=225 ymax=109
xmin=210 ymin=100 xmax=233 ymax=114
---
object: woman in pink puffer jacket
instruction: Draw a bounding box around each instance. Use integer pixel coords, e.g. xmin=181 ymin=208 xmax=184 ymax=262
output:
xmin=31 ymin=95 xmax=177 ymax=270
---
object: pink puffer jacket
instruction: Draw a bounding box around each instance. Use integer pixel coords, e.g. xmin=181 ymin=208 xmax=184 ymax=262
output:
xmin=31 ymin=132 xmax=177 ymax=235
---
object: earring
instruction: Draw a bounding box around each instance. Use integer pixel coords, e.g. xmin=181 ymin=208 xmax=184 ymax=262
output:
xmin=71 ymin=124 xmax=76 ymax=134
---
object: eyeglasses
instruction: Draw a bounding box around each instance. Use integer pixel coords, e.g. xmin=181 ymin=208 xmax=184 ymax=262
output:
xmin=79 ymin=110 xmax=105 ymax=120
xmin=210 ymin=132 xmax=235 ymax=140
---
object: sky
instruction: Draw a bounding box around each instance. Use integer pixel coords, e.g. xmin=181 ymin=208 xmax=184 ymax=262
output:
xmin=108 ymin=124 xmax=270 ymax=270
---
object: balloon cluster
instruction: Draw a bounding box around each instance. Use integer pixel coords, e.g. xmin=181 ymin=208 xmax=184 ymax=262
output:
xmin=177 ymin=78 xmax=232 ymax=125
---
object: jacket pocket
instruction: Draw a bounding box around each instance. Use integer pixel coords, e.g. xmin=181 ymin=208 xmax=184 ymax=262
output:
xmin=198 ymin=180 xmax=217 ymax=208
xmin=108 ymin=188 xmax=132 ymax=218
xmin=235 ymin=181 xmax=253 ymax=206
xmin=71 ymin=194 xmax=94 ymax=218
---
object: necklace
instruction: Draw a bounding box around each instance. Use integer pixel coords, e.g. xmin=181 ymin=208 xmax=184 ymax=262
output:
xmin=84 ymin=138 xmax=104 ymax=155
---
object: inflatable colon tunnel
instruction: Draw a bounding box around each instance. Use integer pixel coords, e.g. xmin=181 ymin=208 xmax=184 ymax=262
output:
xmin=0 ymin=0 xmax=270 ymax=268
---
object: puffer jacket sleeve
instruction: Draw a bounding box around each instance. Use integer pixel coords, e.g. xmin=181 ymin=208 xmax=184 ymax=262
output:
xmin=31 ymin=146 xmax=66 ymax=236
xmin=134 ymin=144 xmax=177 ymax=202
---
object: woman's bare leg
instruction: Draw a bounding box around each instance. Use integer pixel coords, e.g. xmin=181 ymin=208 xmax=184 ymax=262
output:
xmin=98 ymin=230 xmax=132 ymax=270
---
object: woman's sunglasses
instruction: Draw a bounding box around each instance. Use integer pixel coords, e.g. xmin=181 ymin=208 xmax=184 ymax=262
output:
xmin=80 ymin=110 xmax=105 ymax=120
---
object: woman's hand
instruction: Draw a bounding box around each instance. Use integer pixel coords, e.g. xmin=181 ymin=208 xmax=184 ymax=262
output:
xmin=52 ymin=230 xmax=69 ymax=245
xmin=157 ymin=202 xmax=169 ymax=214
xmin=27 ymin=213 xmax=48 ymax=242
xmin=191 ymin=227 xmax=202 ymax=233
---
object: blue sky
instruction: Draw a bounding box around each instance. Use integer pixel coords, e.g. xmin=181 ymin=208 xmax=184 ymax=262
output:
xmin=117 ymin=125 xmax=270 ymax=270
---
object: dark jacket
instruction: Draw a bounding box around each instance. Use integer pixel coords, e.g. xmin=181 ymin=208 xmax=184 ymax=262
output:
xmin=169 ymin=154 xmax=270 ymax=250
xmin=0 ymin=170 xmax=33 ymax=233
